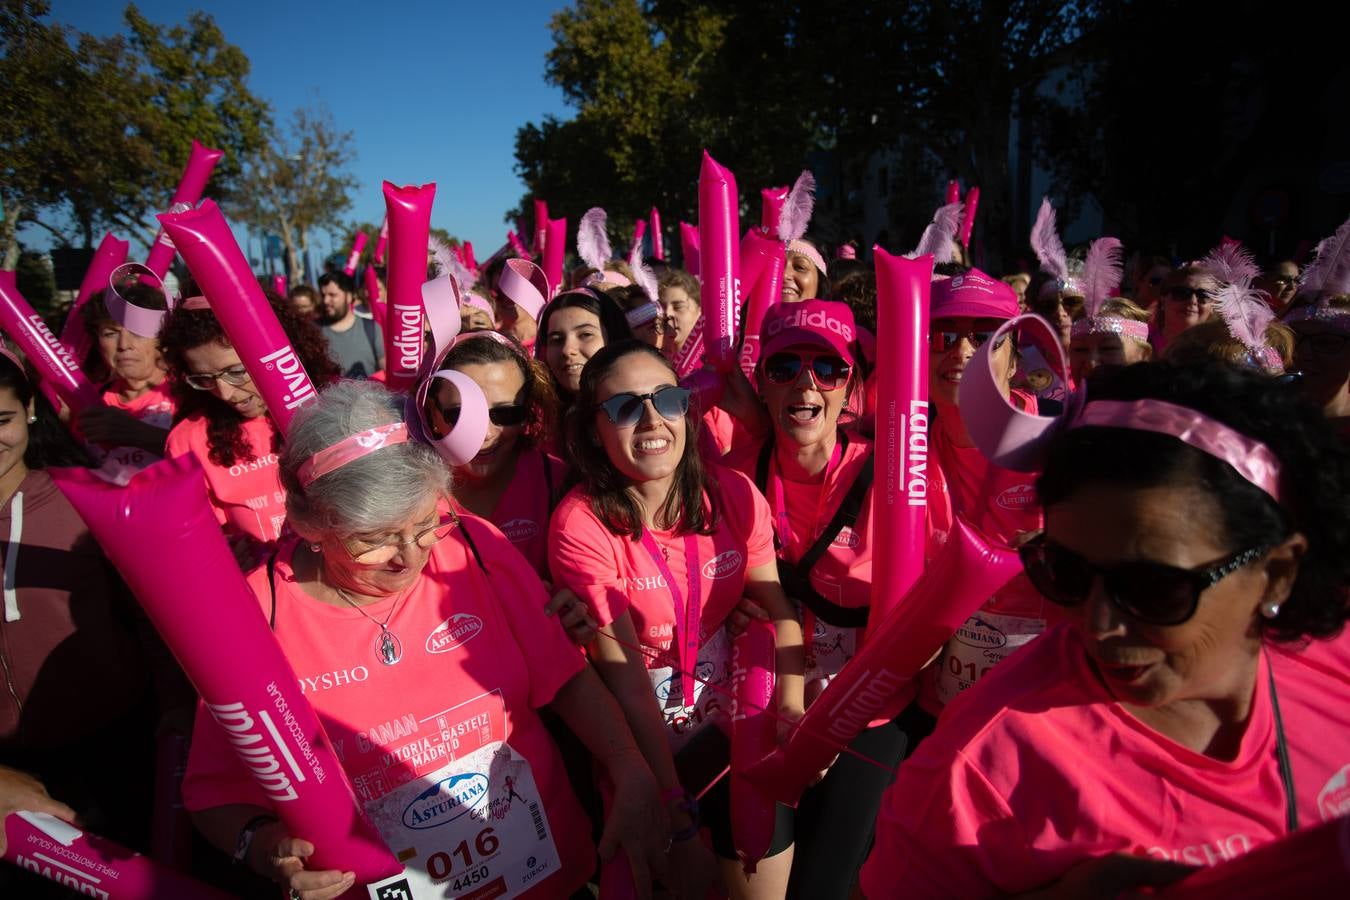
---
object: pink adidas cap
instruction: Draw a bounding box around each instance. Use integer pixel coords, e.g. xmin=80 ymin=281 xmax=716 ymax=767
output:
xmin=761 ymin=298 xmax=857 ymax=364
xmin=931 ymin=268 xmax=1019 ymax=321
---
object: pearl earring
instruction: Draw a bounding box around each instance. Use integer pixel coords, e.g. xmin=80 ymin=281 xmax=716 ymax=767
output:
xmin=26 ymin=415 xmax=36 ymax=424
xmin=1259 ymin=600 xmax=1281 ymax=619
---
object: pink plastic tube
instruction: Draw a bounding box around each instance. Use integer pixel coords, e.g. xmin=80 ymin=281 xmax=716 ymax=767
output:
xmin=508 ymin=230 xmax=530 ymax=259
xmin=737 ymin=227 xmax=785 ymax=379
xmin=760 ymin=186 xmax=788 ymax=235
xmin=158 ymin=201 xmax=319 ymax=433
xmin=59 ymin=233 xmax=129 ymax=364
xmin=960 ymin=186 xmax=980 ymax=249
xmin=144 ymin=140 xmax=225 ymax=280
xmin=363 ymin=266 xmax=386 ymax=329
xmin=730 ymin=620 xmax=777 ymax=872
xmin=945 ymin=179 xmax=960 ymax=205
xmin=631 ymin=218 xmax=647 ymax=258
xmin=382 ymin=181 xmax=436 ymax=390
xmin=680 ymin=365 xmax=724 ymax=416
xmin=867 ymin=247 xmax=933 ymax=640
xmin=373 ymin=216 xmax=388 ymax=265
xmin=1157 ymin=814 xmax=1350 ymax=898
xmin=649 ymin=207 xmax=664 ymax=260
xmin=5 ymin=811 xmax=231 ymax=899
xmin=534 ymin=199 xmax=550 ymax=256
xmin=679 ymin=221 xmax=700 ymax=277
xmin=746 ymin=519 xmax=1019 ymax=806
xmin=342 ymin=231 xmax=368 ymax=276
xmin=0 ymin=278 xmax=103 ymax=411
xmin=271 ymin=274 xmax=287 ymax=298
xmin=698 ymin=150 xmax=741 ymax=372
xmin=51 ymin=458 xmax=403 ymax=886
xmin=462 ymin=240 xmax=478 ymax=273
xmin=542 ymin=217 xmax=567 ymax=298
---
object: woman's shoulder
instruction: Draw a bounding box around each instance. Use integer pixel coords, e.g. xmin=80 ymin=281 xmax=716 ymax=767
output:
xmin=165 ymin=412 xmax=209 ymax=452
xmin=7 ymin=470 xmax=87 ymax=537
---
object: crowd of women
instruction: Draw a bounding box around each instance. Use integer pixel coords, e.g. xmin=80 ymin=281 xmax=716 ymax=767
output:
xmin=1 ymin=194 xmax=1348 ymax=900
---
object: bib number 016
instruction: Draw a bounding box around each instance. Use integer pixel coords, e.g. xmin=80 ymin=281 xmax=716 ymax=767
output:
xmin=426 ymin=827 xmax=499 ymax=880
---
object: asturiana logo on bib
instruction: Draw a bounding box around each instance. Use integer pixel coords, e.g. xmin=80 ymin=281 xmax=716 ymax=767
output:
xmin=501 ymin=518 xmax=540 ymax=543
xmin=425 ymin=613 xmax=483 ymax=654
xmin=402 ymin=772 xmax=489 ymax=829
xmin=1318 ymin=764 xmax=1350 ymax=821
xmin=954 ymin=616 xmax=1007 ymax=650
xmin=996 ymin=483 xmax=1037 ymax=510
xmin=702 ymin=550 xmax=743 ymax=580
xmin=831 ymin=527 xmax=861 ymax=549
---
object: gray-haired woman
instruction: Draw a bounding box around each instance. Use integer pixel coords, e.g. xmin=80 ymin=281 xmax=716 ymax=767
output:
xmin=183 ymin=380 xmax=666 ymax=900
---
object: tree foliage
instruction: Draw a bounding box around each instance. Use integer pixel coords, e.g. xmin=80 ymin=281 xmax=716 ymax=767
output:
xmin=0 ymin=1 xmax=269 ymax=265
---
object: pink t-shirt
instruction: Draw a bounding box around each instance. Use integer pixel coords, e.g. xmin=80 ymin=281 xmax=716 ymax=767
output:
xmin=453 ymin=448 xmax=564 ymax=579
xmin=548 ymin=465 xmax=775 ymax=747
xmin=87 ymin=380 xmax=176 ymax=485
xmin=861 ymin=624 xmax=1350 ymax=898
xmin=183 ymin=522 xmax=593 ymax=898
xmin=726 ymin=432 xmax=874 ymax=695
xmin=164 ymin=413 xmax=285 ymax=544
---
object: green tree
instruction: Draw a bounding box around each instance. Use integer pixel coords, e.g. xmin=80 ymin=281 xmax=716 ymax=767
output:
xmin=228 ymin=105 xmax=357 ymax=288
xmin=0 ymin=1 xmax=269 ymax=267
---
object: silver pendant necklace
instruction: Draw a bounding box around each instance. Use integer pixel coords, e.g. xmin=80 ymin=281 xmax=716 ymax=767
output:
xmin=333 ymin=585 xmax=406 ymax=666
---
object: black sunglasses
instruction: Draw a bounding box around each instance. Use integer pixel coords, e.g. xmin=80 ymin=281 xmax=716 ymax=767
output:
xmin=1019 ymin=533 xmax=1267 ymax=626
xmin=594 ymin=385 xmax=691 ymax=427
xmin=762 ymin=352 xmax=852 ymax=390
xmin=440 ymin=404 xmax=530 ymax=428
xmin=930 ymin=329 xmax=1008 ymax=353
xmin=1164 ymin=285 xmax=1215 ymax=305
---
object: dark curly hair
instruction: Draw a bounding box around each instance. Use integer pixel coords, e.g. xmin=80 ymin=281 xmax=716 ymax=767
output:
xmin=158 ymin=294 xmax=340 ymax=468
xmin=566 ymin=340 xmax=716 ymax=539
xmin=437 ymin=331 xmax=558 ymax=450
xmin=1037 ymin=361 xmax=1350 ymax=643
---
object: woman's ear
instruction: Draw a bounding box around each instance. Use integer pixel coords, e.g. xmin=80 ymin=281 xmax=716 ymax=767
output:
xmin=1260 ymin=531 xmax=1308 ymax=608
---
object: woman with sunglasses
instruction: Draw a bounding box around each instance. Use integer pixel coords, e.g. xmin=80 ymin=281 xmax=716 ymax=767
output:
xmin=721 ymin=299 xmax=906 ymax=899
xmin=422 ymin=331 xmax=563 ymax=578
xmin=861 ymin=360 xmax=1350 ymax=899
xmin=534 ymin=286 xmax=634 ymax=406
xmin=549 ymin=341 xmax=805 ymax=899
xmin=160 ymin=290 xmax=339 ymax=560
xmin=185 ymin=380 xmax=665 ymax=900
xmin=1155 ymin=263 xmax=1221 ymax=350
xmin=1287 ymin=296 xmax=1350 ymax=439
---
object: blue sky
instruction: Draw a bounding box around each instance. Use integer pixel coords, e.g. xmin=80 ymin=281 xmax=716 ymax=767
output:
xmin=35 ymin=0 xmax=572 ymax=262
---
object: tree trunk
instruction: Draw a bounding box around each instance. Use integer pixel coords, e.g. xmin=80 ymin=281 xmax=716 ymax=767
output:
xmin=0 ymin=198 xmax=21 ymax=271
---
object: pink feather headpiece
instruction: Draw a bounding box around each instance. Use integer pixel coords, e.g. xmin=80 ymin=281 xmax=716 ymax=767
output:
xmin=1031 ymin=197 xmax=1081 ymax=298
xmin=577 ymin=207 xmax=612 ymax=274
xmin=1203 ymin=241 xmax=1282 ymax=371
xmin=908 ymin=200 xmax=963 ymax=264
xmin=778 ymin=169 xmax=827 ymax=276
xmin=1285 ymin=216 xmax=1350 ymax=332
xmin=1069 ymin=237 xmax=1146 ymax=342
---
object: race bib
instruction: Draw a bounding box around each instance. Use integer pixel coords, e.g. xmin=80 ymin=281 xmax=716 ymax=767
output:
xmin=649 ymin=628 xmax=732 ymax=752
xmin=935 ymin=609 xmax=1046 ymax=705
xmin=364 ymin=741 xmax=561 ymax=900
xmin=804 ymin=618 xmax=858 ymax=702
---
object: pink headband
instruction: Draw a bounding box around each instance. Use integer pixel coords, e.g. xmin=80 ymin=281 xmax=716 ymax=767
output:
xmin=624 ymin=300 xmax=662 ymax=328
xmin=450 ymin=329 xmax=520 ymax=353
xmin=1283 ymin=303 xmax=1350 ymax=334
xmin=1070 ymin=316 xmax=1151 ymax=341
xmin=296 ymin=422 xmax=410 ymax=488
xmin=463 ymin=292 xmax=494 ymax=316
xmin=787 ymin=240 xmax=828 ymax=277
xmin=959 ymin=314 xmax=1283 ymax=502
xmin=583 ymin=269 xmax=632 ymax=289
xmin=1038 ymin=277 xmax=1083 ymax=300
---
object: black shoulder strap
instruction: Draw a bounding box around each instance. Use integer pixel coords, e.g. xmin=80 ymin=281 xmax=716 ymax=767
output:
xmin=266 ymin=550 xmax=279 ymax=630
xmin=457 ymin=518 xmax=488 ymax=574
xmin=541 ymin=451 xmax=558 ymax=517
xmin=754 ymin=437 xmax=774 ymax=493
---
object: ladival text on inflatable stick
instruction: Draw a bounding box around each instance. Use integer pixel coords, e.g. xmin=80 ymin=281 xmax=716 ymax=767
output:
xmin=144 ymin=139 xmax=225 ymax=280
xmin=59 ymin=232 xmax=129 ymax=365
xmin=945 ymin=179 xmax=961 ymax=205
xmin=381 ymin=181 xmax=436 ymax=390
xmin=649 ymin=207 xmax=664 ymax=260
xmin=867 ymin=247 xmax=933 ymax=639
xmin=738 ymin=227 xmax=785 ymax=379
xmin=51 ymin=458 xmax=403 ymax=886
xmin=373 ymin=215 xmax=388 ymax=264
xmin=158 ymin=200 xmax=318 ymax=433
xmin=0 ymin=278 xmax=103 ymax=411
xmin=698 ymin=150 xmax=742 ymax=372
xmin=730 ymin=620 xmax=777 ymax=872
xmin=534 ymin=199 xmax=550 ymax=255
xmin=5 ymin=810 xmax=231 ymax=899
xmin=760 ymin=186 xmax=789 ymax=234
xmin=960 ymin=186 xmax=980 ymax=249
xmin=542 ymin=217 xmax=567 ymax=299
xmin=671 ymin=315 xmax=705 ymax=379
xmin=746 ymin=519 xmax=1019 ymax=806
xmin=679 ymin=221 xmax=700 ymax=277
xmin=343 ymin=231 xmax=368 ymax=276
xmin=1158 ymin=814 xmax=1350 ymax=898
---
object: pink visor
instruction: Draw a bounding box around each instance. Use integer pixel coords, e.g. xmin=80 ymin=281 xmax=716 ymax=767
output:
xmin=958 ymin=313 xmax=1282 ymax=501
xmin=105 ymin=263 xmax=171 ymax=338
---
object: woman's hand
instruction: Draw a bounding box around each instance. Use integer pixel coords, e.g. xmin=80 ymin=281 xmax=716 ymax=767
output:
xmin=724 ymin=595 xmax=771 ymax=638
xmin=1022 ymin=852 xmax=1195 ymax=899
xmin=75 ymin=406 xmax=168 ymax=451
xmin=254 ymin=823 xmax=356 ymax=900
xmin=665 ymin=826 xmax=722 ymax=900
xmin=0 ymin=766 xmax=78 ymax=855
xmin=545 ymin=586 xmax=599 ymax=646
xmin=596 ymin=761 xmax=669 ymax=898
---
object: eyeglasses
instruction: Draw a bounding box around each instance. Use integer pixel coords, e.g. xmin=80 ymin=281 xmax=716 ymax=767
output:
xmin=184 ymin=365 xmax=252 ymax=391
xmin=1164 ymin=285 xmax=1215 ymax=306
xmin=1018 ymin=533 xmax=1267 ymax=626
xmin=930 ymin=328 xmax=1009 ymax=354
xmin=439 ymin=403 xmax=530 ymax=428
xmin=1271 ymin=275 xmax=1300 ymax=287
xmin=341 ymin=514 xmax=459 ymax=565
xmin=1295 ymin=332 xmax=1350 ymax=356
xmin=594 ymin=385 xmax=691 ymax=427
xmin=762 ymin=352 xmax=853 ymax=390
